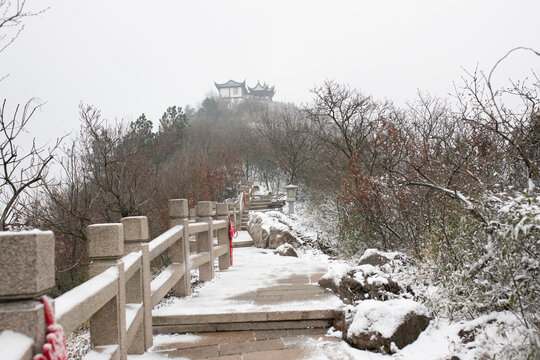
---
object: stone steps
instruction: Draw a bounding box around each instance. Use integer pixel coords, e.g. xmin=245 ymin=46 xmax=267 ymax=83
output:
xmin=248 ymin=208 xmax=274 ymax=212
xmin=150 ymin=329 xmax=343 ymax=359
xmin=241 ymin=211 xmax=249 ymax=231
xmin=149 ymin=245 xmax=346 ymax=359
xmin=233 ymin=239 xmax=254 ymax=248
xmin=153 ymin=283 xmax=339 ymax=335
xmin=153 ymin=308 xmax=337 ymax=334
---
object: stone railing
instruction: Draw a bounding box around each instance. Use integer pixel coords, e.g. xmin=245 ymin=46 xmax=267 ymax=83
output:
xmin=239 ymin=180 xmax=255 ymax=209
xmin=0 ymin=189 xmax=252 ymax=360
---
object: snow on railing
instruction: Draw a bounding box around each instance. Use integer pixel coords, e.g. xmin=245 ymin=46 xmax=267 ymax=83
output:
xmin=55 ymin=266 xmax=119 ymax=334
xmin=0 ymin=330 xmax=34 ymax=360
xmin=0 ymin=181 xmax=254 ymax=360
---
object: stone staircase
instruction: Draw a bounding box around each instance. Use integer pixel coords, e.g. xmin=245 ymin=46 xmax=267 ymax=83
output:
xmin=240 ymin=196 xmax=280 ymax=231
xmin=153 ymin=306 xmax=336 ymax=334
xmin=240 ymin=211 xmax=250 ymax=231
xmin=149 ymin=328 xmax=343 ymax=359
xmin=151 ymin=246 xmax=343 ymax=359
xmin=153 ymin=284 xmax=340 ymax=359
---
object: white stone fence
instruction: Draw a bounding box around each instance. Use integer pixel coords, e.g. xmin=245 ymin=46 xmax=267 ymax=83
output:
xmin=0 ymin=184 xmax=253 ymax=360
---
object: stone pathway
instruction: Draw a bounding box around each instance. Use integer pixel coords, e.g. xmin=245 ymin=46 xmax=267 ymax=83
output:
xmin=143 ymin=232 xmax=353 ymax=359
xmin=138 ymin=329 xmax=360 ymax=359
xmin=152 ymin=235 xmax=342 ymax=325
xmin=232 ymin=231 xmax=254 ymax=248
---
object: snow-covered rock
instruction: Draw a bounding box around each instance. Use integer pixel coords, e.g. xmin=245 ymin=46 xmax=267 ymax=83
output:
xmin=318 ymin=262 xmax=403 ymax=303
xmin=248 ymin=222 xmax=267 ymax=248
xmin=274 ymin=243 xmax=298 ymax=257
xmin=247 ymin=211 xmax=303 ymax=249
xmin=344 ymin=299 xmax=431 ymax=353
xmin=358 ymin=248 xmax=401 ymax=267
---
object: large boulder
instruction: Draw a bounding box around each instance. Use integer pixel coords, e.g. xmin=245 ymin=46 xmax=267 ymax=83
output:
xmin=358 ymin=248 xmax=403 ymax=268
xmin=248 ymin=222 xmax=267 ymax=248
xmin=358 ymin=250 xmax=391 ymax=267
xmin=247 ymin=211 xmax=302 ymax=249
xmin=274 ymin=243 xmax=298 ymax=257
xmin=344 ymin=299 xmax=431 ymax=353
xmin=269 ymin=231 xmax=285 ymax=249
xmin=269 ymin=228 xmax=298 ymax=248
xmin=318 ymin=263 xmax=402 ymax=303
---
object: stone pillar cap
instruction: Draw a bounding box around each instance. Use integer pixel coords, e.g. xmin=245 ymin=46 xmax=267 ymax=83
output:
xmin=88 ymin=223 xmax=124 ymax=259
xmin=197 ymin=201 xmax=213 ymax=217
xmin=121 ymin=216 xmax=149 ymax=242
xmin=0 ymin=230 xmax=55 ymax=300
xmin=169 ymin=199 xmax=189 ymax=218
xmin=216 ymin=203 xmax=229 ymax=216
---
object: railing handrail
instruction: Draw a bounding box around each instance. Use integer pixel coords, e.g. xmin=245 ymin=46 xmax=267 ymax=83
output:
xmin=0 ymin=182 xmax=256 ymax=360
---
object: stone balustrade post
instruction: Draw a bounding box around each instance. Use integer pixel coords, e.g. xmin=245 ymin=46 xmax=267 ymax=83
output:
xmin=238 ymin=192 xmax=245 ymax=223
xmin=216 ymin=203 xmax=231 ymax=270
xmin=189 ymin=207 xmax=196 ymax=220
xmin=211 ymin=201 xmax=218 ymax=237
xmin=247 ymin=187 xmax=252 ymax=205
xmin=0 ymin=231 xmax=55 ymax=357
xmin=168 ymin=199 xmax=191 ymax=297
xmin=216 ymin=203 xmax=229 ymax=221
xmin=87 ymin=224 xmax=127 ymax=360
xmin=196 ymin=201 xmax=214 ymax=281
xmin=232 ymin=203 xmax=238 ymax=227
xmin=120 ymin=216 xmax=152 ymax=352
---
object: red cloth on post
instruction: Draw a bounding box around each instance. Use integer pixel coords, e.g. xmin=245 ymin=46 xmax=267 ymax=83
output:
xmin=228 ymin=216 xmax=238 ymax=266
xmin=33 ymin=296 xmax=67 ymax=360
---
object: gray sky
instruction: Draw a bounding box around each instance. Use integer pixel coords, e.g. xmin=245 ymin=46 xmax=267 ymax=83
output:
xmin=1 ymin=0 xmax=539 ymax=144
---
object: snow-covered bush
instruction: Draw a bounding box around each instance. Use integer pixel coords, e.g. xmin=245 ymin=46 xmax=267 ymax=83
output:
xmin=294 ymin=196 xmax=342 ymax=255
xmin=424 ymin=192 xmax=539 ymax=319
xmin=415 ymin=190 xmax=540 ymax=358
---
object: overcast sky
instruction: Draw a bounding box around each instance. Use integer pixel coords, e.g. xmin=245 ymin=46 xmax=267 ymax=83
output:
xmin=1 ymin=0 xmax=539 ymax=145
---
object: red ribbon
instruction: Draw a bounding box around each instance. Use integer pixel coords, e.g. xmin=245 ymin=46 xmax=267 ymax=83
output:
xmin=33 ymin=296 xmax=67 ymax=360
xmin=243 ymin=192 xmax=246 ymax=208
xmin=228 ymin=216 xmax=238 ymax=266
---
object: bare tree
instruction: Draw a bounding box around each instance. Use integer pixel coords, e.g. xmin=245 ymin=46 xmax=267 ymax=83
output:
xmin=0 ymin=99 xmax=61 ymax=230
xmin=305 ymin=80 xmax=384 ymax=163
xmin=78 ymin=104 xmax=158 ymax=219
xmin=457 ymin=47 xmax=540 ymax=182
xmin=0 ymin=0 xmax=47 ymax=80
xmin=251 ymin=103 xmax=315 ymax=184
xmin=0 ymin=1 xmax=58 ymax=230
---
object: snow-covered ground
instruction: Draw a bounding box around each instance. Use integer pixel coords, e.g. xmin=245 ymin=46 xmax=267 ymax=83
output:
xmin=136 ymin=241 xmax=531 ymax=360
xmin=153 ymin=244 xmax=342 ymax=315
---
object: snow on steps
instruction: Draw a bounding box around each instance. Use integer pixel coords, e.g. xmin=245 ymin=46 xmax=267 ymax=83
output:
xmin=152 ymin=308 xmax=337 ymax=334
xmin=151 ymin=247 xmax=343 ymax=336
xmin=147 ymin=329 xmax=347 ymax=360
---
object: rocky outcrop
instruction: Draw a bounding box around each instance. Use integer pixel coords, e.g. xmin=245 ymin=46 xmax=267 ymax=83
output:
xmin=318 ymin=263 xmax=403 ymax=303
xmin=358 ymin=248 xmax=402 ymax=267
xmin=274 ymin=243 xmax=298 ymax=257
xmin=247 ymin=211 xmax=303 ymax=249
xmin=344 ymin=299 xmax=431 ymax=353
xmin=321 ymin=249 xmax=430 ymax=353
xmin=248 ymin=222 xmax=267 ymax=248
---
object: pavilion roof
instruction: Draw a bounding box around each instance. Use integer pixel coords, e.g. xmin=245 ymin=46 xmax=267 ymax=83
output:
xmin=214 ymin=79 xmax=246 ymax=89
xmin=248 ymin=81 xmax=275 ymax=96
